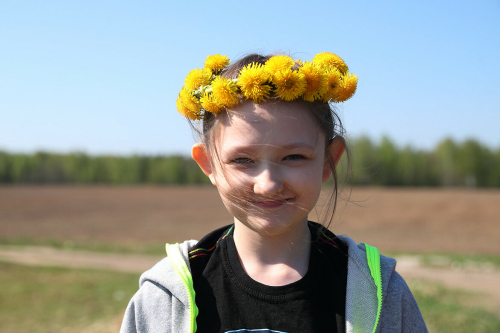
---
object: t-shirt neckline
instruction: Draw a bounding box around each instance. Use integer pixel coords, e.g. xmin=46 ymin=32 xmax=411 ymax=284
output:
xmin=221 ymin=227 xmax=320 ymax=299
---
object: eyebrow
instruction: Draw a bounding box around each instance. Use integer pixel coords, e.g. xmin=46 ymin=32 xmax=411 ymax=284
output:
xmin=222 ymin=142 xmax=317 ymax=155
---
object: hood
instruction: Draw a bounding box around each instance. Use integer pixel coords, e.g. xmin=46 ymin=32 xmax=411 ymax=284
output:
xmin=139 ymin=240 xmax=198 ymax=309
xmin=338 ymin=235 xmax=397 ymax=333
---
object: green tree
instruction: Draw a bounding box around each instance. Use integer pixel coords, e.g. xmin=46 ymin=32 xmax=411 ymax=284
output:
xmin=0 ymin=152 xmax=13 ymax=183
xmin=376 ymin=136 xmax=399 ymax=185
xmin=435 ymin=138 xmax=459 ymax=186
xmin=349 ymin=136 xmax=377 ymax=185
xmin=457 ymin=139 xmax=493 ymax=187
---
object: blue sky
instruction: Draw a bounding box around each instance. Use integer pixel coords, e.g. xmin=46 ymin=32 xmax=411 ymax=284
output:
xmin=1 ymin=0 xmax=499 ymax=155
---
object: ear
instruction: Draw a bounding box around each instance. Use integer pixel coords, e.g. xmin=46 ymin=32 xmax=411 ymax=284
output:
xmin=192 ymin=143 xmax=217 ymax=186
xmin=322 ymin=137 xmax=346 ymax=182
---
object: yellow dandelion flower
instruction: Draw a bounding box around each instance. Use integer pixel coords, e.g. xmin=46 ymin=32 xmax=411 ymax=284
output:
xmin=237 ymin=63 xmax=272 ymax=103
xmin=204 ymin=54 xmax=230 ymax=73
xmin=333 ymin=72 xmax=358 ymax=103
xmin=272 ymin=68 xmax=307 ymax=101
xmin=179 ymin=87 xmax=202 ymax=113
xmin=200 ymin=93 xmax=224 ymax=114
xmin=265 ymin=55 xmax=295 ymax=77
xmin=211 ymin=76 xmax=239 ymax=107
xmin=313 ymin=52 xmax=348 ymax=74
xmin=299 ymin=61 xmax=328 ymax=102
xmin=176 ymin=94 xmax=202 ymax=120
xmin=322 ymin=68 xmax=342 ymax=102
xmin=184 ymin=68 xmax=212 ymax=91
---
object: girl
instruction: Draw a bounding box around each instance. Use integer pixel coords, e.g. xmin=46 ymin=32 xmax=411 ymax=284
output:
xmin=120 ymin=52 xmax=428 ymax=333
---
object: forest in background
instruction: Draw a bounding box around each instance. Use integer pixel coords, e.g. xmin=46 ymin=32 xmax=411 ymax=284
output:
xmin=1 ymin=136 xmax=499 ymax=187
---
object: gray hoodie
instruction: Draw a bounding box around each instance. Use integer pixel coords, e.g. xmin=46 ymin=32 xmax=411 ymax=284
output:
xmin=120 ymin=236 xmax=427 ymax=333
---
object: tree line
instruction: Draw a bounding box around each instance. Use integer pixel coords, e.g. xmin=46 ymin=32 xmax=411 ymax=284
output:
xmin=343 ymin=136 xmax=500 ymax=187
xmin=1 ymin=137 xmax=499 ymax=187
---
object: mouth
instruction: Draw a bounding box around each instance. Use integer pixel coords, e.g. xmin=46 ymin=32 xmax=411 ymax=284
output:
xmin=252 ymin=198 xmax=294 ymax=209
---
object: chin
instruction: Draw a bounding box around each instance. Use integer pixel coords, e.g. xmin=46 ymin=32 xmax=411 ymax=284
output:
xmin=236 ymin=213 xmax=309 ymax=237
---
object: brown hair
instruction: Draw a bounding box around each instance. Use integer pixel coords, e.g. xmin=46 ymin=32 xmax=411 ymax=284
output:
xmin=187 ymin=53 xmax=351 ymax=229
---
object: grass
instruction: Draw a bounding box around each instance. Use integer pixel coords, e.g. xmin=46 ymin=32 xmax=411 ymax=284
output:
xmin=0 ymin=261 xmax=140 ymax=333
xmin=418 ymin=253 xmax=500 ymax=270
xmin=408 ymin=279 xmax=500 ymax=333
xmin=1 ymin=260 xmax=499 ymax=332
xmin=386 ymin=251 xmax=500 ymax=270
xmin=0 ymin=236 xmax=166 ymax=255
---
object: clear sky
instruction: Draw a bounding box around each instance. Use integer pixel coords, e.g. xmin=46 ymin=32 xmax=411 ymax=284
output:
xmin=1 ymin=0 xmax=499 ymax=155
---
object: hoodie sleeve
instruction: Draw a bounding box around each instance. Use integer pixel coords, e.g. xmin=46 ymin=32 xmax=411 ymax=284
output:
xmin=120 ymin=279 xmax=188 ymax=333
xmin=120 ymin=240 xmax=198 ymax=333
xmin=377 ymin=271 xmax=428 ymax=333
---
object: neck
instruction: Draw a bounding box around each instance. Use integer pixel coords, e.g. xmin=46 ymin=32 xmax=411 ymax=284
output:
xmin=232 ymin=218 xmax=311 ymax=286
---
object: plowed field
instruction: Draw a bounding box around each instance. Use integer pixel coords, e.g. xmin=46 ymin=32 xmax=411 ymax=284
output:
xmin=1 ymin=186 xmax=499 ymax=254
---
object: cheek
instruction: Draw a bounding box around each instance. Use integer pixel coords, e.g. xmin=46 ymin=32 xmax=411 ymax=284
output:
xmin=297 ymin=164 xmax=326 ymax=197
xmin=292 ymin=161 xmax=326 ymax=183
xmin=214 ymin=167 xmax=254 ymax=196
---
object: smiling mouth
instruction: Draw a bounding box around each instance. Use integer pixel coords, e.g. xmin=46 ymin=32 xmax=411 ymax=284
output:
xmin=252 ymin=198 xmax=294 ymax=208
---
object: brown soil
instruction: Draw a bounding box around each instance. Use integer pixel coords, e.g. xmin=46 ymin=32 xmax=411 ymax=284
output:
xmin=1 ymin=186 xmax=499 ymax=254
xmin=318 ymin=187 xmax=500 ymax=254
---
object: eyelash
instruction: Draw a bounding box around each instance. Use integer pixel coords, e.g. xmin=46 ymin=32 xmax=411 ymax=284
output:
xmin=284 ymin=154 xmax=306 ymax=161
xmin=232 ymin=158 xmax=253 ymax=164
xmin=231 ymin=155 xmax=307 ymax=164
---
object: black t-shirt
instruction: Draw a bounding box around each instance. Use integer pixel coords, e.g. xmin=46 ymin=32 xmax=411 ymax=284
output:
xmin=190 ymin=222 xmax=348 ymax=333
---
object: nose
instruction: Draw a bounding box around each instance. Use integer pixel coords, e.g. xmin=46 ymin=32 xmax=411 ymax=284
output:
xmin=253 ymin=165 xmax=283 ymax=196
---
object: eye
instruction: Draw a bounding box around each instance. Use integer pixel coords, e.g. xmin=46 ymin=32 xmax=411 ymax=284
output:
xmin=283 ymin=154 xmax=306 ymax=161
xmin=232 ymin=157 xmax=253 ymax=164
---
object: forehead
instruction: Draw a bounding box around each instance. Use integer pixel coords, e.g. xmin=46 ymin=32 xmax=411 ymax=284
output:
xmin=216 ymin=100 xmax=323 ymax=151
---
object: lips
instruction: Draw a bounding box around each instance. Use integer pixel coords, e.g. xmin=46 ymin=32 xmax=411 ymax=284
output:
xmin=252 ymin=198 xmax=294 ymax=209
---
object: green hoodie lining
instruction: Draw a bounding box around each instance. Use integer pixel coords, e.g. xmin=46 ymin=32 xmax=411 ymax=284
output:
xmin=364 ymin=243 xmax=383 ymax=333
xmin=166 ymin=243 xmax=199 ymax=333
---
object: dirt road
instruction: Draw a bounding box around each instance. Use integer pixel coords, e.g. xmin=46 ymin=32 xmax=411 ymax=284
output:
xmin=0 ymin=245 xmax=163 ymax=273
xmin=1 ymin=245 xmax=499 ymax=315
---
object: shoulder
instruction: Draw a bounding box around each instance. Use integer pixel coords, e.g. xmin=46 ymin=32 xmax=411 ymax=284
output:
xmin=137 ymin=240 xmax=198 ymax=295
xmin=120 ymin=240 xmax=198 ymax=333
xmin=378 ymin=268 xmax=428 ymax=332
xmin=120 ymin=226 xmax=234 ymax=332
xmin=187 ymin=224 xmax=234 ymax=277
xmin=335 ymin=235 xmax=428 ymax=332
xmin=335 ymin=234 xmax=417 ymax=301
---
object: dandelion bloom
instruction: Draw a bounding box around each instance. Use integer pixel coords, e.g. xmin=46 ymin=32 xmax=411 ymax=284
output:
xmin=204 ymin=54 xmax=230 ymax=73
xmin=184 ymin=68 xmax=212 ymax=91
xmin=211 ymin=76 xmax=239 ymax=107
xmin=265 ymin=55 xmax=295 ymax=77
xmin=272 ymin=68 xmax=307 ymax=101
xmin=299 ymin=62 xmax=328 ymax=102
xmin=179 ymin=88 xmax=201 ymax=112
xmin=313 ymin=52 xmax=348 ymax=75
xmin=322 ymin=68 xmax=342 ymax=102
xmin=333 ymin=72 xmax=358 ymax=102
xmin=200 ymin=93 xmax=224 ymax=114
xmin=238 ymin=63 xmax=272 ymax=103
xmin=177 ymin=91 xmax=202 ymax=120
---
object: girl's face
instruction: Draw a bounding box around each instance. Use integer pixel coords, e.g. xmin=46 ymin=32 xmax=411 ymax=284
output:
xmin=195 ymin=100 xmax=338 ymax=237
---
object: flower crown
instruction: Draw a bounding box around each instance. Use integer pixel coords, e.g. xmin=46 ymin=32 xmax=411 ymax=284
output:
xmin=176 ymin=52 xmax=358 ymax=120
